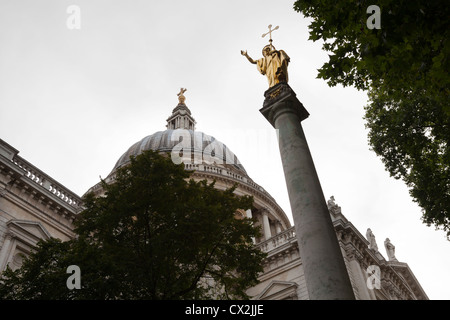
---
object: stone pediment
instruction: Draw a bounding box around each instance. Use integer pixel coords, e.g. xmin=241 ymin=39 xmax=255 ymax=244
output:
xmin=257 ymin=280 xmax=298 ymax=300
xmin=7 ymin=220 xmax=51 ymax=242
xmin=388 ymin=262 xmax=429 ymax=300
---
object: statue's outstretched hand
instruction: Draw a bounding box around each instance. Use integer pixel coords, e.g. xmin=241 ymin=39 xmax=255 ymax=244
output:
xmin=241 ymin=50 xmax=256 ymax=64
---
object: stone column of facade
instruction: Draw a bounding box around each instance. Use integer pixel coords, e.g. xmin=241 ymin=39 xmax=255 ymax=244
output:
xmin=0 ymin=233 xmax=13 ymax=271
xmin=346 ymin=249 xmax=372 ymax=300
xmin=260 ymin=83 xmax=355 ymax=300
xmin=261 ymin=210 xmax=272 ymax=240
xmin=246 ymin=209 xmax=256 ymax=244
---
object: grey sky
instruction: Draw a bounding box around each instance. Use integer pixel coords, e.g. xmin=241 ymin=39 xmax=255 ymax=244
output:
xmin=0 ymin=0 xmax=448 ymax=299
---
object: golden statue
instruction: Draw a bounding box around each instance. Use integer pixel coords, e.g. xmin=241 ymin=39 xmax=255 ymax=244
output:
xmin=177 ymin=88 xmax=187 ymax=104
xmin=241 ymin=25 xmax=290 ymax=88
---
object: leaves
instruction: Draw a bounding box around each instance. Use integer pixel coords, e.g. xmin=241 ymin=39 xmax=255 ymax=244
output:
xmin=365 ymin=88 xmax=450 ymax=235
xmin=294 ymin=0 xmax=450 ymax=237
xmin=0 ymin=150 xmax=265 ymax=299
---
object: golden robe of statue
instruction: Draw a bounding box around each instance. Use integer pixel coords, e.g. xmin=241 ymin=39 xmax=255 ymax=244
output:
xmin=241 ymin=45 xmax=290 ymax=88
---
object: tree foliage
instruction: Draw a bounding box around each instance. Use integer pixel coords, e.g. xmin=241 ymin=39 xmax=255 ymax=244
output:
xmin=294 ymin=0 xmax=449 ymax=237
xmin=0 ymin=150 xmax=265 ymax=299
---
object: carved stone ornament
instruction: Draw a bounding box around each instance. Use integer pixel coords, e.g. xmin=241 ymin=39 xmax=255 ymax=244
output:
xmin=345 ymin=246 xmax=363 ymax=263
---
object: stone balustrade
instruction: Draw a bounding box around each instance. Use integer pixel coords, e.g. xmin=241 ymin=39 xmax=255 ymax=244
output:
xmin=255 ymin=226 xmax=296 ymax=253
xmin=11 ymin=156 xmax=81 ymax=209
xmin=184 ymin=163 xmax=270 ymax=198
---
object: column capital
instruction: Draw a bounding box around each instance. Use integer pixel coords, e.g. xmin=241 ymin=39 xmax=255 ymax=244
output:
xmin=259 ymin=83 xmax=309 ymax=128
xmin=4 ymin=231 xmax=15 ymax=241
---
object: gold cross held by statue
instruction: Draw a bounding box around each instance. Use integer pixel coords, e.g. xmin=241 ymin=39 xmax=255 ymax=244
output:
xmin=262 ymin=24 xmax=279 ymax=44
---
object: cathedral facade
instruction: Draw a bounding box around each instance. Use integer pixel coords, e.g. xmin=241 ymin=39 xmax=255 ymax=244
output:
xmin=0 ymin=97 xmax=428 ymax=300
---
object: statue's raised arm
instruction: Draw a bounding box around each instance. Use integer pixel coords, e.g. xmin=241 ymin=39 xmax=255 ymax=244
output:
xmin=241 ymin=50 xmax=256 ymax=64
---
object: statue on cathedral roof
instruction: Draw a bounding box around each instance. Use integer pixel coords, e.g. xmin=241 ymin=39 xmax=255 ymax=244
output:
xmin=327 ymin=195 xmax=342 ymax=216
xmin=177 ymin=88 xmax=187 ymax=104
xmin=366 ymin=228 xmax=379 ymax=253
xmin=241 ymin=25 xmax=290 ymax=88
xmin=384 ymin=238 xmax=398 ymax=261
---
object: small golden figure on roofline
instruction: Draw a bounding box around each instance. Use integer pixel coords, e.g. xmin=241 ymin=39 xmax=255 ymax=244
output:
xmin=177 ymin=88 xmax=187 ymax=104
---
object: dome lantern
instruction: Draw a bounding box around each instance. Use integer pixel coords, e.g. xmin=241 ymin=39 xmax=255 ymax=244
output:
xmin=166 ymin=88 xmax=196 ymax=130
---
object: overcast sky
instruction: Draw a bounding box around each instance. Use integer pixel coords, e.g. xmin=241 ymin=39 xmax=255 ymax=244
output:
xmin=0 ymin=0 xmax=448 ymax=299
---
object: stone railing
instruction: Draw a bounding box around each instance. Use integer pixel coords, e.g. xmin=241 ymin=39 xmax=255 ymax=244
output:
xmin=255 ymin=226 xmax=296 ymax=253
xmin=11 ymin=156 xmax=81 ymax=210
xmin=184 ymin=163 xmax=271 ymax=199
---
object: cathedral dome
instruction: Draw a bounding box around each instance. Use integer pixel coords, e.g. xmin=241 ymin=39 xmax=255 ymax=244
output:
xmin=109 ymin=91 xmax=249 ymax=177
xmin=85 ymin=90 xmax=292 ymax=237
xmin=111 ymin=129 xmax=247 ymax=175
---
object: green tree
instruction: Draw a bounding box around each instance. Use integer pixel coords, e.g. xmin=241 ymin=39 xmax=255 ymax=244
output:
xmin=0 ymin=150 xmax=265 ymax=299
xmin=294 ymin=0 xmax=449 ymax=237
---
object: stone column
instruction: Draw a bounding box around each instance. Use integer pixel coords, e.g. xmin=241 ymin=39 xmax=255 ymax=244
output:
xmin=246 ymin=209 xmax=256 ymax=244
xmin=260 ymin=83 xmax=355 ymax=300
xmin=0 ymin=233 xmax=13 ymax=271
xmin=261 ymin=210 xmax=272 ymax=240
xmin=346 ymin=248 xmax=372 ymax=300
